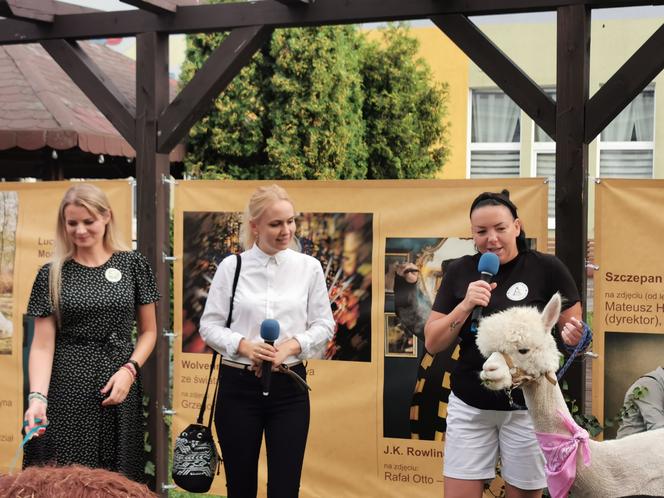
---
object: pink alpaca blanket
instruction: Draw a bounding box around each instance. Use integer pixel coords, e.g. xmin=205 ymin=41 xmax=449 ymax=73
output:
xmin=534 ymin=409 xmax=591 ymax=498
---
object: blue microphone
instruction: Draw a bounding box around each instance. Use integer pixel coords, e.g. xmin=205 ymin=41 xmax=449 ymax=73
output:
xmin=260 ymin=319 xmax=280 ymax=396
xmin=470 ymin=252 xmax=500 ymax=333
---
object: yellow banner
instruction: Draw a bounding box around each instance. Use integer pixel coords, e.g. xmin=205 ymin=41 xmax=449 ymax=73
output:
xmin=593 ymin=179 xmax=664 ymax=438
xmin=173 ymin=179 xmax=548 ymax=497
xmin=0 ymin=180 xmax=133 ymax=472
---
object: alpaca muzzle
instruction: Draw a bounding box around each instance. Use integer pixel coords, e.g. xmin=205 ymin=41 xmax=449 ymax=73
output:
xmin=480 ymin=352 xmax=513 ymax=390
xmin=500 ymin=352 xmax=557 ymax=388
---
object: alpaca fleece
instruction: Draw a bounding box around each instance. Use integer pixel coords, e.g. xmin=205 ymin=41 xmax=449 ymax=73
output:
xmin=478 ymin=293 xmax=664 ymax=498
xmin=0 ymin=465 xmax=156 ymax=497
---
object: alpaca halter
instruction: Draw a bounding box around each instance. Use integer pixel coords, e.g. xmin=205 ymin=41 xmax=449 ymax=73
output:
xmin=500 ymin=351 xmax=557 ymax=389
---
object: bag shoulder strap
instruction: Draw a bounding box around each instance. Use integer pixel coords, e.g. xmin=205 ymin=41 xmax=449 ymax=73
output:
xmin=197 ymin=253 xmax=241 ymax=425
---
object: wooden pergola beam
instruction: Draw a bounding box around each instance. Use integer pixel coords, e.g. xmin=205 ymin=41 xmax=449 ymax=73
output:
xmin=158 ymin=25 xmax=273 ymax=154
xmin=40 ymin=39 xmax=137 ymax=147
xmin=135 ymin=31 xmax=171 ymax=495
xmin=555 ymin=4 xmax=590 ymax=407
xmin=0 ymin=0 xmax=662 ymax=46
xmin=120 ymin=0 xmax=177 ymax=15
xmin=0 ymin=0 xmax=55 ymax=23
xmin=585 ymin=22 xmax=664 ymax=143
xmin=432 ymin=14 xmax=556 ymax=141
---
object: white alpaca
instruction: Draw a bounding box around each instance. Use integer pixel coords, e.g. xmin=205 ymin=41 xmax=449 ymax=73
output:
xmin=476 ymin=293 xmax=664 ymax=498
xmin=0 ymin=311 xmax=12 ymax=338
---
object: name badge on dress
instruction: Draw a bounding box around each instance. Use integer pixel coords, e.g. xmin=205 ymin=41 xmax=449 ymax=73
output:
xmin=105 ymin=267 xmax=122 ymax=283
xmin=506 ymin=282 xmax=528 ymax=301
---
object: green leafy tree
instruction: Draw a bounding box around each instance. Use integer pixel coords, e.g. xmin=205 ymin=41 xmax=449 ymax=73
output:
xmin=181 ymin=17 xmax=450 ymax=179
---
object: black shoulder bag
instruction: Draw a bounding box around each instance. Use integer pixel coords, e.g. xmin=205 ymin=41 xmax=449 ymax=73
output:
xmin=172 ymin=254 xmax=241 ymax=493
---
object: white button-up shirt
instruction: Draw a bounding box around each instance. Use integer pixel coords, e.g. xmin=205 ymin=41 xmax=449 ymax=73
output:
xmin=199 ymin=244 xmax=335 ymax=365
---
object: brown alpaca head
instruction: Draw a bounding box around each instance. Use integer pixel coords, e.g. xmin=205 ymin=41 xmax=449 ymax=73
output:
xmin=0 ymin=465 xmax=157 ymax=497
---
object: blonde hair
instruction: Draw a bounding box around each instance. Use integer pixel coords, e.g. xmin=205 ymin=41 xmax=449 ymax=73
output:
xmin=50 ymin=184 xmax=129 ymax=323
xmin=239 ymin=184 xmax=294 ymax=249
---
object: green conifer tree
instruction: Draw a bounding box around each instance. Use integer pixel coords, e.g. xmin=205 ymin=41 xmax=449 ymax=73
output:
xmin=361 ymin=25 xmax=450 ymax=179
xmin=180 ymin=13 xmax=449 ymax=180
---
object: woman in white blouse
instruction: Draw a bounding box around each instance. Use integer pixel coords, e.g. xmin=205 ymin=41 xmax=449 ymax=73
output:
xmin=199 ymin=184 xmax=335 ymax=498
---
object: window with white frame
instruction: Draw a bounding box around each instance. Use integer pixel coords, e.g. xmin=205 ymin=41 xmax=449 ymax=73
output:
xmin=599 ymin=88 xmax=654 ymax=178
xmin=469 ymin=90 xmax=520 ymax=178
xmin=533 ymin=90 xmax=556 ymax=226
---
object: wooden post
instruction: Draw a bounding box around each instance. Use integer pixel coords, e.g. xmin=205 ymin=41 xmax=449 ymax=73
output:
xmin=556 ymin=5 xmax=590 ymax=407
xmin=136 ymin=31 xmax=170 ymax=496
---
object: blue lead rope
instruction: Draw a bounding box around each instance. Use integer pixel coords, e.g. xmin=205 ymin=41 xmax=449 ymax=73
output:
xmin=9 ymin=419 xmax=48 ymax=474
xmin=556 ymin=321 xmax=593 ymax=381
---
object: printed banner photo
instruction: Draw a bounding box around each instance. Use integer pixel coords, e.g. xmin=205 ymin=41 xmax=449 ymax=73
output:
xmin=593 ymin=179 xmax=664 ymax=437
xmin=172 ymin=179 xmax=548 ymax=497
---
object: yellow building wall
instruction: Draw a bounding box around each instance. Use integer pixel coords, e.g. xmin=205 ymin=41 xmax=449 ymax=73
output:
xmin=410 ymin=28 xmax=469 ymax=179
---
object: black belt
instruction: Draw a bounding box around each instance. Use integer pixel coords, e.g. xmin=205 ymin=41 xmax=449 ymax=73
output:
xmin=220 ymin=358 xmax=311 ymax=392
xmin=220 ymin=358 xmax=252 ymax=370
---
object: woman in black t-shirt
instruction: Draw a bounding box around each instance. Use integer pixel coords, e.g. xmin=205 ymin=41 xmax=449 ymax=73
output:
xmin=424 ymin=190 xmax=583 ymax=498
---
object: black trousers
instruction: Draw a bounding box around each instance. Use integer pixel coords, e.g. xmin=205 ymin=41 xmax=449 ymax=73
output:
xmin=215 ymin=363 xmax=310 ymax=498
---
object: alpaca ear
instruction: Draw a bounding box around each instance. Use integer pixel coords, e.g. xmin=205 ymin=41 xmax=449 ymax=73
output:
xmin=541 ymin=292 xmax=561 ymax=333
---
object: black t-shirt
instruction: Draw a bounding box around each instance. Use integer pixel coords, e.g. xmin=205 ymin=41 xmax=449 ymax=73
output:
xmin=432 ymin=250 xmax=580 ymax=411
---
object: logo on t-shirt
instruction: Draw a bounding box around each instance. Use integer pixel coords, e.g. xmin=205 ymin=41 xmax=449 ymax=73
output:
xmin=105 ymin=267 xmax=122 ymax=283
xmin=506 ymin=282 xmax=529 ymax=301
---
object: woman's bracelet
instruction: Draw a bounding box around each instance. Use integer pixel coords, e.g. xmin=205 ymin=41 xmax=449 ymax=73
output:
xmin=28 ymin=392 xmax=48 ymax=405
xmin=127 ymin=359 xmax=140 ymax=375
xmin=123 ymin=361 xmax=137 ymax=377
xmin=120 ymin=365 xmax=136 ymax=382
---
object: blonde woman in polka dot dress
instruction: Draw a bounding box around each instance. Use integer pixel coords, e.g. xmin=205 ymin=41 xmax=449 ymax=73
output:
xmin=22 ymin=183 xmax=160 ymax=482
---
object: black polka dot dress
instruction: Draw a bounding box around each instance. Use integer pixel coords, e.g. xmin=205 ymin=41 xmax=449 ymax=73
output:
xmin=23 ymin=251 xmax=160 ymax=483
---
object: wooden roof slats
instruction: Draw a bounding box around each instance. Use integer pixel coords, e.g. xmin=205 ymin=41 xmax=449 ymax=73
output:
xmin=41 ymin=39 xmax=137 ymax=148
xmin=0 ymin=0 xmax=102 ymax=21
xmin=0 ymin=0 xmax=55 ymax=23
xmin=432 ymin=14 xmax=557 ymax=141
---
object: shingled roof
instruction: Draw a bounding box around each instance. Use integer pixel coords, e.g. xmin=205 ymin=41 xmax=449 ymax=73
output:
xmin=0 ymin=41 xmax=183 ymax=161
